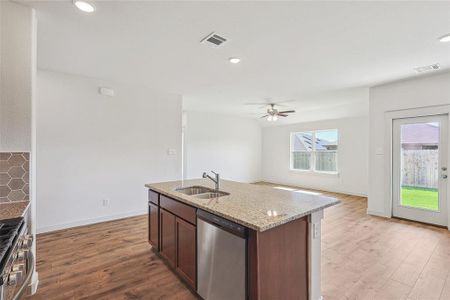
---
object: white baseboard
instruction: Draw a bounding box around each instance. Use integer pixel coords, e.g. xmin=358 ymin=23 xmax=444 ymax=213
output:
xmin=36 ymin=209 xmax=147 ymax=234
xmin=30 ymin=271 xmax=39 ymax=294
xmin=367 ymin=209 xmax=390 ymax=218
xmin=330 ymin=190 xmax=367 ymax=197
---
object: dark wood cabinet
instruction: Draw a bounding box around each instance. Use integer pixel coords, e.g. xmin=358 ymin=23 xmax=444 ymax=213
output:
xmin=160 ymin=195 xmax=196 ymax=225
xmin=248 ymin=216 xmax=308 ymax=300
xmin=159 ymin=208 xmax=176 ymax=267
xmin=175 ymin=217 xmax=196 ymax=288
xmin=148 ymin=190 xmax=198 ymax=291
xmin=149 ymin=190 xmax=159 ymax=205
xmin=149 ymin=188 xmax=311 ymax=299
xmin=148 ymin=202 xmax=159 ymax=250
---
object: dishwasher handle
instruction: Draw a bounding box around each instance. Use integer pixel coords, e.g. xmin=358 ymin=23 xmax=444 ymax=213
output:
xmin=197 ymin=210 xmax=247 ymax=238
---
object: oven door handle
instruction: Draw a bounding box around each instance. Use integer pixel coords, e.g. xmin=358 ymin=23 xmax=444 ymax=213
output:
xmin=12 ymin=250 xmax=35 ymax=300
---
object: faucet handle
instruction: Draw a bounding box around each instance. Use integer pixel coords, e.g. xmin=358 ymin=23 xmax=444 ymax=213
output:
xmin=211 ymin=170 xmax=217 ymax=175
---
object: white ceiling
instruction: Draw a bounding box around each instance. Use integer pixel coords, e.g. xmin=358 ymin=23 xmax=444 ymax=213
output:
xmin=24 ymin=0 xmax=450 ymax=125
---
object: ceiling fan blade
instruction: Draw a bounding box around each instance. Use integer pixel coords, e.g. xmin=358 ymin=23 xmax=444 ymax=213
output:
xmin=277 ymin=99 xmax=296 ymax=104
xmin=270 ymin=103 xmax=286 ymax=107
xmin=278 ymin=113 xmax=289 ymax=117
xmin=245 ymin=103 xmax=273 ymax=109
xmin=260 ymin=115 xmax=269 ymax=118
xmin=279 ymin=110 xmax=296 ymax=114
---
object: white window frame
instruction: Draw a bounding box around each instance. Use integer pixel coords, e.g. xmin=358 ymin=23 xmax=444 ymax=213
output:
xmin=290 ymin=129 xmax=339 ymax=174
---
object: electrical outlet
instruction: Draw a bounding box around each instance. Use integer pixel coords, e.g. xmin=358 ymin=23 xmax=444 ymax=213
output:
xmin=313 ymin=223 xmax=320 ymax=239
xmin=102 ymin=198 xmax=110 ymax=207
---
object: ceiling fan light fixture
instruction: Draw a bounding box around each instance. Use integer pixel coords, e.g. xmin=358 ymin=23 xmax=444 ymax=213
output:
xmin=258 ymin=102 xmax=295 ymax=121
xmin=439 ymin=33 xmax=450 ymax=43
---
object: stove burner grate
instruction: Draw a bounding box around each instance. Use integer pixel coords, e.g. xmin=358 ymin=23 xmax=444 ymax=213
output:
xmin=0 ymin=217 xmax=24 ymax=280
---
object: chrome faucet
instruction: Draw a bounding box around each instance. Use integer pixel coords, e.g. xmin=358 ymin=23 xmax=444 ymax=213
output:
xmin=203 ymin=171 xmax=220 ymax=190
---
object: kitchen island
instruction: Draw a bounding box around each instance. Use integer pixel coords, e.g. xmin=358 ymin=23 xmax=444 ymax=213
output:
xmin=145 ymin=179 xmax=339 ymax=300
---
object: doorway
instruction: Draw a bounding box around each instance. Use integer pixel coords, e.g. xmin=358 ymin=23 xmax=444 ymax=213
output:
xmin=392 ymin=114 xmax=448 ymax=226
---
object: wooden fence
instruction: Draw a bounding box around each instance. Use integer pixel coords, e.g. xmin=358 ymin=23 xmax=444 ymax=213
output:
xmin=291 ymin=149 xmax=438 ymax=188
xmin=402 ymin=149 xmax=438 ymax=189
xmin=292 ymin=151 xmax=337 ymax=172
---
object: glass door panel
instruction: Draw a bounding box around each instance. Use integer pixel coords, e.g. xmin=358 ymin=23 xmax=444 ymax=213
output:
xmin=400 ymin=122 xmax=440 ymax=211
xmin=393 ymin=115 xmax=448 ymax=226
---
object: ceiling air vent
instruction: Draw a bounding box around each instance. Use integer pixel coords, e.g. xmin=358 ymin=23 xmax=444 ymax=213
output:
xmin=414 ymin=63 xmax=440 ymax=73
xmin=201 ymin=32 xmax=228 ymax=47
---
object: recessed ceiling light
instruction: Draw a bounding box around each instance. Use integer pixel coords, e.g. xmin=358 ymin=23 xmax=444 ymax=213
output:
xmin=74 ymin=0 xmax=95 ymax=13
xmin=439 ymin=33 xmax=450 ymax=43
xmin=229 ymin=57 xmax=241 ymax=64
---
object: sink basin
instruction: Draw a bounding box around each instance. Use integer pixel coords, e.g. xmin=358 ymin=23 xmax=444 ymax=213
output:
xmin=175 ymin=186 xmax=229 ymax=199
xmin=175 ymin=185 xmax=215 ymax=195
xmin=195 ymin=191 xmax=230 ymax=199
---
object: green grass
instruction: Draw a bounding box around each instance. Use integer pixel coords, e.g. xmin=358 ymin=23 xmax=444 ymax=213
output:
xmin=401 ymin=186 xmax=439 ymax=211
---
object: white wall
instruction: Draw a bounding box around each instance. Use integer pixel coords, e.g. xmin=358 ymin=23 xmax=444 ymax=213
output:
xmin=262 ymin=117 xmax=369 ymax=196
xmin=0 ymin=1 xmax=38 ymax=291
xmin=368 ymin=71 xmax=450 ymax=216
xmin=184 ymin=111 xmax=261 ymax=183
xmin=0 ymin=0 xmax=33 ymax=151
xmin=36 ymin=70 xmax=182 ymax=233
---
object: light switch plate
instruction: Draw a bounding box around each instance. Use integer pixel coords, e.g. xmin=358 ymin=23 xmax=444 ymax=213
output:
xmin=99 ymin=87 xmax=115 ymax=97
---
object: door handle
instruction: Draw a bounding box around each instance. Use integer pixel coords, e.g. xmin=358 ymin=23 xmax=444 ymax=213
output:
xmin=443 ymin=174 xmax=448 ymax=179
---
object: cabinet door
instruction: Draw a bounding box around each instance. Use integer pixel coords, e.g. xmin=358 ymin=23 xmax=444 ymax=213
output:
xmin=176 ymin=217 xmax=196 ymax=288
xmin=160 ymin=209 xmax=176 ymax=266
xmin=148 ymin=202 xmax=159 ymax=250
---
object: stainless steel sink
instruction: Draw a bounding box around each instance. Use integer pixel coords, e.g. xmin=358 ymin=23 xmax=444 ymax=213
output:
xmin=175 ymin=186 xmax=229 ymax=199
xmin=195 ymin=191 xmax=230 ymax=199
xmin=175 ymin=186 xmax=214 ymax=195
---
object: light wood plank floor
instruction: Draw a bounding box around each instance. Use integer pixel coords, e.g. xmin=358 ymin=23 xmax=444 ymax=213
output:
xmin=28 ymin=184 xmax=450 ymax=300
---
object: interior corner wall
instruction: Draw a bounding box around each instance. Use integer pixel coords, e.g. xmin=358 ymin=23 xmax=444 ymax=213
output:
xmin=261 ymin=117 xmax=369 ymax=196
xmin=368 ymin=71 xmax=450 ymax=217
xmin=184 ymin=111 xmax=262 ymax=183
xmin=36 ymin=70 xmax=182 ymax=233
xmin=0 ymin=0 xmax=33 ymax=152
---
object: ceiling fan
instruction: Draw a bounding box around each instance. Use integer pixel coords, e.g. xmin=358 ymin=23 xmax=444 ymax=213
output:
xmin=260 ymin=104 xmax=296 ymax=121
xmin=245 ymin=98 xmax=296 ymax=121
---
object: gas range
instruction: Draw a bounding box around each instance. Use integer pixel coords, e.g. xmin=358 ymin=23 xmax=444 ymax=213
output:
xmin=0 ymin=217 xmax=33 ymax=300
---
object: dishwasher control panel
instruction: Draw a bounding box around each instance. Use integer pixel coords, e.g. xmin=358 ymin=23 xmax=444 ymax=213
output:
xmin=197 ymin=209 xmax=247 ymax=238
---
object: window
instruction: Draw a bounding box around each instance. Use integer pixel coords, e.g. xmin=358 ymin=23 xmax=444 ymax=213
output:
xmin=290 ymin=129 xmax=338 ymax=173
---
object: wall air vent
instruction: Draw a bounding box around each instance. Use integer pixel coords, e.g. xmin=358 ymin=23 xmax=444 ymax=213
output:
xmin=414 ymin=63 xmax=440 ymax=73
xmin=201 ymin=32 xmax=228 ymax=47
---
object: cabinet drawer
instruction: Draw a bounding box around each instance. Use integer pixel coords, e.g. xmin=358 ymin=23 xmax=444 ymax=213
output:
xmin=160 ymin=195 xmax=196 ymax=225
xmin=149 ymin=190 xmax=159 ymax=205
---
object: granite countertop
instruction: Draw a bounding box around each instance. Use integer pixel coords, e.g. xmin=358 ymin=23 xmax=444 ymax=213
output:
xmin=0 ymin=200 xmax=30 ymax=221
xmin=145 ymin=179 xmax=339 ymax=232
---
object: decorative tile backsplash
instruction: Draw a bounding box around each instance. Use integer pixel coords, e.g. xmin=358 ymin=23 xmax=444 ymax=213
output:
xmin=0 ymin=152 xmax=29 ymax=203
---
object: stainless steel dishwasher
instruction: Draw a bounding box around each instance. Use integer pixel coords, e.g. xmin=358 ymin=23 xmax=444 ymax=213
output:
xmin=197 ymin=209 xmax=247 ymax=300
